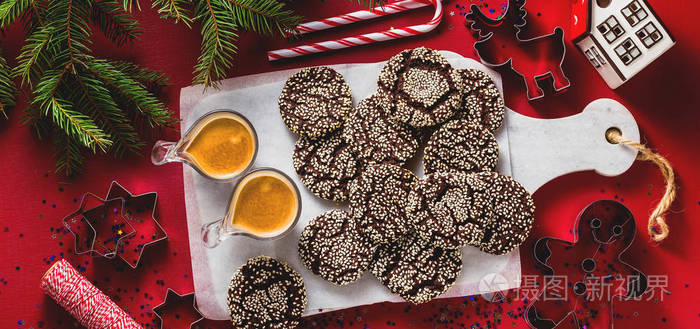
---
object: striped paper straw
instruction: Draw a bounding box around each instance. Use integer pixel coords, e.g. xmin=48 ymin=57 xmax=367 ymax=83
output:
xmin=268 ymin=0 xmax=442 ymax=61
xmin=296 ymin=0 xmax=433 ymax=34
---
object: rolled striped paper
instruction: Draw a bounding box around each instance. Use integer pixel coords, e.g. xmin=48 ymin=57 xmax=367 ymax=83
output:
xmin=41 ymin=259 xmax=142 ymax=329
xmin=268 ymin=0 xmax=443 ymax=61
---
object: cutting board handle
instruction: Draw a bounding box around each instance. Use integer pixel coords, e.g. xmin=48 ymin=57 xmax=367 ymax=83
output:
xmin=507 ymin=98 xmax=640 ymax=193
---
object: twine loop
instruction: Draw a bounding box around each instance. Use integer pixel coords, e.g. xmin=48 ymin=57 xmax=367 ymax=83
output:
xmin=605 ymin=128 xmax=676 ymax=242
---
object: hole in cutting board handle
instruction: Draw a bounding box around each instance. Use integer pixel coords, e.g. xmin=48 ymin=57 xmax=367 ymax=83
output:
xmin=605 ymin=127 xmax=622 ymax=144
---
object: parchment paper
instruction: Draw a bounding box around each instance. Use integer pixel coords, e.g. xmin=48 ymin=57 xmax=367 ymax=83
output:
xmin=180 ymin=52 xmax=522 ymax=320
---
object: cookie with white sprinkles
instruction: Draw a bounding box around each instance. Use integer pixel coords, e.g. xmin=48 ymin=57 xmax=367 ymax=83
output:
xmin=293 ymin=131 xmax=364 ymax=202
xmin=348 ymin=164 xmax=418 ymax=244
xmin=454 ymin=68 xmax=505 ymax=133
xmin=423 ymin=119 xmax=499 ymax=175
xmin=342 ymin=93 xmax=420 ymax=166
xmin=298 ymin=210 xmax=375 ymax=285
xmin=377 ymin=47 xmax=463 ymax=128
xmin=227 ymin=256 xmax=306 ymax=329
xmin=406 ymin=171 xmax=493 ymax=249
xmin=472 ymin=172 xmax=535 ymax=255
xmin=371 ymin=233 xmax=463 ymax=304
xmin=279 ymin=66 xmax=353 ymax=139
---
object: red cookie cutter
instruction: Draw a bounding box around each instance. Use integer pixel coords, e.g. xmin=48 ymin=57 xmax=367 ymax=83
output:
xmin=466 ymin=0 xmax=571 ymax=100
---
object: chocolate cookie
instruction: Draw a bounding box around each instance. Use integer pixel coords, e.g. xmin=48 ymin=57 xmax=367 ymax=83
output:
xmin=377 ymin=47 xmax=463 ymax=128
xmin=293 ymin=131 xmax=364 ymax=202
xmin=473 ymin=172 xmax=535 ymax=255
xmin=227 ymin=256 xmax=307 ymax=329
xmin=279 ymin=66 xmax=353 ymax=139
xmin=342 ymin=93 xmax=420 ymax=166
xmin=423 ymin=119 xmax=499 ymax=175
xmin=455 ymin=69 xmax=505 ymax=133
xmin=298 ymin=210 xmax=375 ymax=285
xmin=406 ymin=171 xmax=493 ymax=249
xmin=348 ymin=164 xmax=418 ymax=244
xmin=371 ymin=233 xmax=462 ymax=304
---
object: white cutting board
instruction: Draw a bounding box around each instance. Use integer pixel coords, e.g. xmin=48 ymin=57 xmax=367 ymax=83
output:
xmin=178 ymin=52 xmax=639 ymax=320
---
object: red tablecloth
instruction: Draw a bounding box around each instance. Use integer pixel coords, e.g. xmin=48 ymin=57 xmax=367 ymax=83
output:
xmin=1 ymin=1 xmax=698 ymax=328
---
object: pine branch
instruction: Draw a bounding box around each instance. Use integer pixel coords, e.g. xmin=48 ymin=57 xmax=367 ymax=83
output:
xmin=83 ymin=59 xmax=175 ymax=128
xmin=151 ymin=0 xmax=192 ymax=27
xmin=6 ymin=0 xmax=175 ymax=175
xmin=70 ymin=68 xmax=143 ymax=156
xmin=20 ymin=0 xmax=48 ymax=34
xmin=0 ymin=50 xmax=16 ymax=119
xmin=0 ymin=0 xmax=32 ymax=29
xmin=32 ymin=68 xmax=112 ymax=151
xmin=110 ymin=59 xmax=170 ymax=90
xmin=192 ymin=0 xmax=238 ymax=88
xmin=224 ymin=0 xmax=301 ymax=36
xmin=91 ymin=0 xmax=142 ymax=46
xmin=120 ymin=0 xmax=140 ymax=12
xmin=44 ymin=0 xmax=93 ymax=68
xmin=13 ymin=27 xmax=52 ymax=86
xmin=53 ymin=128 xmax=85 ymax=176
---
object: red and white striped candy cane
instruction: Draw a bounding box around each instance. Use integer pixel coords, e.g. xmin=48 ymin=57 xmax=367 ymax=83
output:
xmin=296 ymin=0 xmax=433 ymax=34
xmin=268 ymin=0 xmax=442 ymax=61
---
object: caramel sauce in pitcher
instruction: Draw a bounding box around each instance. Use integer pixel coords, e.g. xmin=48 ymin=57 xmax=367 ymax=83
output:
xmin=228 ymin=170 xmax=299 ymax=237
xmin=184 ymin=114 xmax=255 ymax=179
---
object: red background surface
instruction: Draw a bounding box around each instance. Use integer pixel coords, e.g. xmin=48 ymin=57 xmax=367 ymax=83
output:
xmin=0 ymin=0 xmax=698 ymax=328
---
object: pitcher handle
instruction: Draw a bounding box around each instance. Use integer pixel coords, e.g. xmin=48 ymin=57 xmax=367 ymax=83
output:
xmin=201 ymin=217 xmax=227 ymax=248
xmin=151 ymin=140 xmax=178 ymax=166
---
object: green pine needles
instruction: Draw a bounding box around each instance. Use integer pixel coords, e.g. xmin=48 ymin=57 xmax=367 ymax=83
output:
xmin=0 ymin=0 xmax=176 ymax=176
xmin=134 ymin=0 xmax=384 ymax=88
xmin=0 ymin=50 xmax=15 ymax=119
xmin=0 ymin=0 xmax=383 ymax=175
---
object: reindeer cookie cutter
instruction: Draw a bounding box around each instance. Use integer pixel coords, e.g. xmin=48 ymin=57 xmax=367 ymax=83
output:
xmin=466 ymin=0 xmax=571 ymax=100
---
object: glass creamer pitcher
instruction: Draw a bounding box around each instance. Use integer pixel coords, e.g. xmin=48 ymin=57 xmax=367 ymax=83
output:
xmin=151 ymin=110 xmax=258 ymax=182
xmin=201 ymin=168 xmax=302 ymax=248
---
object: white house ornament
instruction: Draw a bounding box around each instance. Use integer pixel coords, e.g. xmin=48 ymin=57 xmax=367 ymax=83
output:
xmin=572 ymin=0 xmax=675 ymax=89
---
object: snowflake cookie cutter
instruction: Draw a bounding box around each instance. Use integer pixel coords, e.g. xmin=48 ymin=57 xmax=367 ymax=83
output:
xmin=105 ymin=181 xmax=168 ymax=269
xmin=525 ymin=200 xmax=648 ymax=329
xmin=153 ymin=288 xmax=204 ymax=329
xmin=62 ymin=193 xmax=136 ymax=259
xmin=466 ymin=0 xmax=571 ymax=100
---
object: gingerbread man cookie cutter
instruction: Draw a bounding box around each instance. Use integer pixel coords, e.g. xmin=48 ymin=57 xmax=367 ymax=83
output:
xmin=526 ymin=200 xmax=648 ymax=329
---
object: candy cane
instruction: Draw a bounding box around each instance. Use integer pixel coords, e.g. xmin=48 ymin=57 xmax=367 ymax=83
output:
xmin=268 ymin=0 xmax=442 ymax=61
xmin=296 ymin=0 xmax=433 ymax=34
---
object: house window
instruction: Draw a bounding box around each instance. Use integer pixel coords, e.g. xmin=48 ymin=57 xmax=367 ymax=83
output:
xmin=598 ymin=16 xmax=625 ymax=44
xmin=585 ymin=46 xmax=607 ymax=68
xmin=591 ymin=47 xmax=606 ymax=65
xmin=615 ymin=38 xmax=642 ymax=65
xmin=636 ymin=22 xmax=663 ymax=48
xmin=585 ymin=49 xmax=600 ymax=68
xmin=622 ymin=1 xmax=648 ymax=27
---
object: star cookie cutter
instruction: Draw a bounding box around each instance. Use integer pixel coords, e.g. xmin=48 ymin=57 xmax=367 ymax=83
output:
xmin=525 ymin=200 xmax=648 ymax=329
xmin=153 ymin=288 xmax=204 ymax=329
xmin=62 ymin=193 xmax=136 ymax=259
xmin=105 ymin=181 xmax=168 ymax=269
xmin=466 ymin=0 xmax=571 ymax=100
